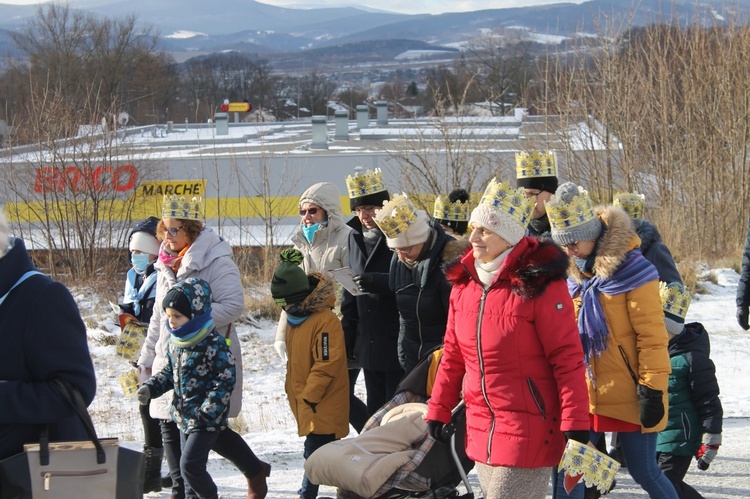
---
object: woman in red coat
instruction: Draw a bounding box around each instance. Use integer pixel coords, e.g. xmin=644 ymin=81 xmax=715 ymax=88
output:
xmin=425 ymin=179 xmax=590 ymax=499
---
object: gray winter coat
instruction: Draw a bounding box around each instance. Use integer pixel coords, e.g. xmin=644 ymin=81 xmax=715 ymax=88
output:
xmin=138 ymin=226 xmax=245 ymax=419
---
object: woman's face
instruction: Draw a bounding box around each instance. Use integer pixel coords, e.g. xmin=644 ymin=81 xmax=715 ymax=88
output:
xmin=299 ymin=202 xmax=326 ymax=227
xmin=562 ymin=240 xmax=596 ymax=259
xmin=469 ymin=224 xmax=511 ymax=263
xmin=162 ymin=218 xmax=190 ymax=253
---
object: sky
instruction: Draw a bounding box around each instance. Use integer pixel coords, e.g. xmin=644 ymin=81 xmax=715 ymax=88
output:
xmin=0 ymin=0 xmax=588 ymax=16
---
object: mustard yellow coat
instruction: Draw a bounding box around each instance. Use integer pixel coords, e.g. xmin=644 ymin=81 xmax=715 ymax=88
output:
xmin=568 ymin=206 xmax=671 ymax=433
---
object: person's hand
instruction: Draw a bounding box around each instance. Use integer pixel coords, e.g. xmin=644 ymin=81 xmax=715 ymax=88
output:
xmin=696 ymin=433 xmax=721 ymax=470
xmin=427 ymin=420 xmax=446 ymax=441
xmin=274 ymin=340 xmax=288 ymax=363
xmin=137 ymin=365 xmax=152 ymax=385
xmin=637 ymin=384 xmax=664 ymax=429
xmin=564 ymin=430 xmax=591 ymax=445
xmin=352 ymin=273 xmax=375 ymax=293
xmin=738 ymin=306 xmax=749 ymax=330
xmin=136 ymin=385 xmax=151 ymax=406
xmin=304 ymin=399 xmax=318 ymax=414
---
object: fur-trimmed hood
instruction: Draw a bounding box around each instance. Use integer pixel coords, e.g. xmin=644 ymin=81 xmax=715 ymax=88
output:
xmin=445 ymin=237 xmax=570 ymax=300
xmin=568 ymin=205 xmax=641 ymax=283
xmin=293 ymin=271 xmax=336 ymax=315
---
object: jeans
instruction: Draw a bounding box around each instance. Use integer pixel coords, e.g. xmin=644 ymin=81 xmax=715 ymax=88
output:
xmin=298 ymin=433 xmax=336 ymax=499
xmin=552 ymin=431 xmax=678 ymax=499
xmin=348 ymin=369 xmax=369 ymax=433
xmin=657 ymin=452 xmax=704 ymax=499
xmin=363 ymin=368 xmax=404 ymax=415
xmin=180 ymin=430 xmax=220 ymax=499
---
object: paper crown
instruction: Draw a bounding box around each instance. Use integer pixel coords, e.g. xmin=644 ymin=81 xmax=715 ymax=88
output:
xmin=162 ymin=194 xmax=204 ymax=221
xmin=516 ymin=150 xmax=557 ymax=179
xmin=659 ymin=281 xmax=691 ymax=320
xmin=433 ymin=195 xmax=470 ymax=222
xmin=477 ymin=178 xmax=535 ymax=228
xmin=545 ymin=185 xmax=596 ymax=231
xmin=613 ymin=192 xmax=645 ymax=220
xmin=373 ymin=193 xmax=418 ymax=239
xmin=346 ymin=168 xmax=387 ymax=198
xmin=558 ymin=440 xmax=620 ymax=494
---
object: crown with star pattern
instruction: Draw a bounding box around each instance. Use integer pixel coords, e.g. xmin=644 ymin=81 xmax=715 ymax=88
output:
xmin=162 ymin=194 xmax=204 ymax=221
xmin=372 ymin=193 xmax=418 ymax=239
xmin=476 ymin=178 xmax=534 ymax=228
xmin=515 ymin=150 xmax=557 ymax=180
xmin=613 ymin=192 xmax=645 ymax=220
xmin=345 ymin=168 xmax=387 ymax=198
xmin=545 ymin=185 xmax=596 ymax=231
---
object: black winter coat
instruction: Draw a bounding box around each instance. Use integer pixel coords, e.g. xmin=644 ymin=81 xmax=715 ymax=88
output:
xmin=738 ymin=217 xmax=750 ymax=308
xmin=0 ymin=238 xmax=97 ymax=460
xmin=635 ymin=219 xmax=682 ymax=284
xmin=340 ymin=217 xmax=401 ymax=371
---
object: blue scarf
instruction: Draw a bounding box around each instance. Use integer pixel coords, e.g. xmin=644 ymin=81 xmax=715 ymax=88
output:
xmin=567 ymin=250 xmax=658 ymax=366
xmin=286 ymin=303 xmax=311 ymax=325
xmin=124 ymin=270 xmax=157 ymax=317
xmin=167 ymin=307 xmax=215 ymax=347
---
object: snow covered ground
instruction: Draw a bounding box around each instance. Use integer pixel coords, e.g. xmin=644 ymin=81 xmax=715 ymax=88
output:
xmin=77 ymin=266 xmax=750 ymax=498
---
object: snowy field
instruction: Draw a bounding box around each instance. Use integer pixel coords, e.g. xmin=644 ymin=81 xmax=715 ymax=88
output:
xmin=77 ymin=266 xmax=750 ymax=498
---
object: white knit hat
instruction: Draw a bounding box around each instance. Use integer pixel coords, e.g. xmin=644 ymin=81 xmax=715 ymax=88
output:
xmin=0 ymin=208 xmax=9 ymax=259
xmin=469 ymin=179 xmax=534 ymax=246
xmin=129 ymin=231 xmax=160 ymax=255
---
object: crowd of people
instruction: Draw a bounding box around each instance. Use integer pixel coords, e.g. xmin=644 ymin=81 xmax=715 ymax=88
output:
xmin=1 ymin=149 xmax=749 ymax=499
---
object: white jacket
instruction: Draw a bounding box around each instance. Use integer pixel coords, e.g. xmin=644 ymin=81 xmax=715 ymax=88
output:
xmin=138 ymin=226 xmax=245 ymax=419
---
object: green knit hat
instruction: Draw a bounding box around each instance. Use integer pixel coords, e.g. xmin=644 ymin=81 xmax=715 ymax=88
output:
xmin=271 ymin=249 xmax=310 ymax=307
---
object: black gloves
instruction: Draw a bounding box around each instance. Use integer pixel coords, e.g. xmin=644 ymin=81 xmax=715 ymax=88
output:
xmin=427 ymin=420 xmax=446 ymax=441
xmin=637 ymin=384 xmax=664 ymax=429
xmin=353 ymin=273 xmax=375 ymax=293
xmin=738 ymin=306 xmax=749 ymax=330
xmin=304 ymin=399 xmax=317 ymax=414
xmin=564 ymin=430 xmax=590 ymax=444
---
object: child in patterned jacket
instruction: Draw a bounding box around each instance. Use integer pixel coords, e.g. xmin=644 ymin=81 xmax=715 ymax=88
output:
xmin=138 ymin=277 xmax=236 ymax=499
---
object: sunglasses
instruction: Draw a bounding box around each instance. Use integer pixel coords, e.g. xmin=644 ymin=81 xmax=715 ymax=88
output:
xmin=299 ymin=208 xmax=319 ymax=216
xmin=163 ymin=226 xmax=184 ymax=236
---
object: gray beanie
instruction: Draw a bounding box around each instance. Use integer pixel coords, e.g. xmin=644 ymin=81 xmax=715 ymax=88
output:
xmin=546 ymin=182 xmax=602 ymax=246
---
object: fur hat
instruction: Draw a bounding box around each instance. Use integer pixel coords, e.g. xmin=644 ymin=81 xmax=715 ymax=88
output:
xmin=129 ymin=217 xmax=161 ymax=255
xmin=469 ymin=179 xmax=534 ymax=246
xmin=613 ymin=192 xmax=645 ymax=221
xmin=163 ymin=277 xmax=212 ymax=319
xmin=546 ymin=182 xmax=603 ymax=246
xmin=660 ymin=281 xmax=690 ymax=335
xmin=516 ymin=150 xmax=559 ymax=193
xmin=373 ymin=194 xmax=431 ymax=249
xmin=0 ymin=208 xmax=9 ymax=259
xmin=271 ymin=249 xmax=311 ymax=307
xmin=346 ymin=167 xmax=390 ymax=211
xmin=433 ymin=188 xmax=470 ymax=235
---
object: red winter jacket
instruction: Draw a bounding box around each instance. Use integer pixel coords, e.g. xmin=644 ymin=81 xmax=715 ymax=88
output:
xmin=426 ymin=237 xmax=589 ymax=468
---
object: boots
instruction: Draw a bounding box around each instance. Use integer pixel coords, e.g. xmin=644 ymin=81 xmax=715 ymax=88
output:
xmin=143 ymin=446 xmax=165 ymax=493
xmin=247 ymin=461 xmax=271 ymax=499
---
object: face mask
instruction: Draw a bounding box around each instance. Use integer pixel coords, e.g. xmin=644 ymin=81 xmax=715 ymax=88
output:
xmin=131 ymin=253 xmax=151 ymax=273
xmin=302 ymin=222 xmax=321 ymax=243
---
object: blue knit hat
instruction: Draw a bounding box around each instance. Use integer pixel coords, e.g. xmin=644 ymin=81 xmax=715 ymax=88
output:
xmin=163 ymin=277 xmax=212 ymax=319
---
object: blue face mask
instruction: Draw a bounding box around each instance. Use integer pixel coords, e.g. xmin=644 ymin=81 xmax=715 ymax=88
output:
xmin=302 ymin=222 xmax=321 ymax=243
xmin=131 ymin=253 xmax=152 ymax=273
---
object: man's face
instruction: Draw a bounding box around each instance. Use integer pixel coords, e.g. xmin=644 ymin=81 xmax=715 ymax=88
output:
xmin=354 ymin=205 xmax=378 ymax=229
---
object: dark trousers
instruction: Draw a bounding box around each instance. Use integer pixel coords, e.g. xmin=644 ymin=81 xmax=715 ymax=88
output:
xmin=180 ymin=430 xmax=220 ymax=499
xmin=161 ymin=420 xmax=265 ymax=499
xmin=298 ymin=433 xmax=336 ymax=499
xmin=363 ymin=368 xmax=404 ymax=415
xmin=139 ymin=401 xmax=163 ymax=448
xmin=348 ymin=368 xmax=369 ymax=433
xmin=658 ymin=452 xmax=705 ymax=499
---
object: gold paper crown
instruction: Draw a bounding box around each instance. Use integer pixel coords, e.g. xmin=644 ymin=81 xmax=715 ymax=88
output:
xmin=613 ymin=192 xmax=645 ymax=220
xmin=162 ymin=194 xmax=204 ymax=221
xmin=659 ymin=281 xmax=691 ymax=320
xmin=345 ymin=168 xmax=387 ymax=198
xmin=433 ymin=195 xmax=470 ymax=222
xmin=545 ymin=186 xmax=596 ymax=231
xmin=516 ymin=150 xmax=557 ymax=179
xmin=477 ymin=178 xmax=535 ymax=228
xmin=373 ymin=193 xmax=418 ymax=239
xmin=558 ymin=440 xmax=620 ymax=494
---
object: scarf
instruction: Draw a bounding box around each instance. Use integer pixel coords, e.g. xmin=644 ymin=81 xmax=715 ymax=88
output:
xmin=167 ymin=307 xmax=215 ymax=347
xmin=567 ymin=250 xmax=658 ymax=366
xmin=124 ymin=270 xmax=157 ymax=317
xmin=474 ymin=247 xmax=512 ymax=287
xmin=286 ymin=302 xmax=311 ymax=325
xmin=159 ymin=242 xmax=190 ymax=272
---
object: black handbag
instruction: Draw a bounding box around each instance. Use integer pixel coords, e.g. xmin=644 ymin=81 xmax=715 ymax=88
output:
xmin=0 ymin=380 xmax=144 ymax=499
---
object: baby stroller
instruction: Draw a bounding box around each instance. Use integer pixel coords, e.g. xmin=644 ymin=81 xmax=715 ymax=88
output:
xmin=305 ymin=346 xmax=476 ymax=499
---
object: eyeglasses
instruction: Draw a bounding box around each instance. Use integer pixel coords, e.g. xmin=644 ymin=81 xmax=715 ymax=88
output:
xmin=525 ymin=189 xmax=543 ymax=198
xmin=354 ymin=206 xmax=376 ymax=214
xmin=163 ymin=226 xmax=184 ymax=236
xmin=391 ymin=245 xmax=414 ymax=254
xmin=299 ymin=208 xmax=319 ymax=216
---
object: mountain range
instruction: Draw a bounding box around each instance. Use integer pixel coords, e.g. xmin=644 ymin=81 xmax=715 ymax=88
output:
xmin=0 ymin=0 xmax=747 ymax=59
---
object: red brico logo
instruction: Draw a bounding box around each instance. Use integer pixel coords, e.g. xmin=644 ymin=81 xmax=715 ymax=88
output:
xmin=34 ymin=165 xmax=138 ymax=193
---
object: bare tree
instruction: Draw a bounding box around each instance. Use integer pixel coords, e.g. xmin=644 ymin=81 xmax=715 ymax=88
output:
xmin=296 ymin=70 xmax=337 ymax=116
